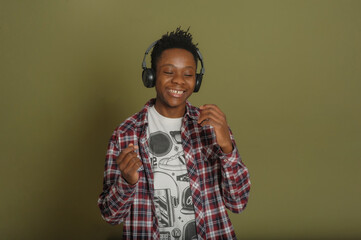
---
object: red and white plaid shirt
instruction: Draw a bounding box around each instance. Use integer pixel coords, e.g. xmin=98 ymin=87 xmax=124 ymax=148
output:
xmin=98 ymin=99 xmax=251 ymax=239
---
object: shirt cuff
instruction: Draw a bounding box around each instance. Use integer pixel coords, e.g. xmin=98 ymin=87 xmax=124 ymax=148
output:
xmin=116 ymin=175 xmax=137 ymax=195
xmin=218 ymin=143 xmax=239 ymax=167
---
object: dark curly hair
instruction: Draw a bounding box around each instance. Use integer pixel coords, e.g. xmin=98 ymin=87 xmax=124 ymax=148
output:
xmin=151 ymin=27 xmax=199 ymax=71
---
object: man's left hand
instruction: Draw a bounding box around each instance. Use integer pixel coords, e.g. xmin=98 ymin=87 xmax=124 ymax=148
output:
xmin=198 ymin=104 xmax=233 ymax=154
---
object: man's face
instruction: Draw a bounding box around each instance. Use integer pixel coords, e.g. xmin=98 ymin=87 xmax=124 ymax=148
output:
xmin=154 ymin=48 xmax=196 ymax=117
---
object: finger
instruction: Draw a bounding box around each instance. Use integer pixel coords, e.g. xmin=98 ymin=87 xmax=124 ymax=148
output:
xmin=118 ymin=151 xmax=138 ymax=171
xmin=200 ymin=104 xmax=216 ymax=109
xmin=198 ymin=109 xmax=223 ymax=124
xmin=122 ymin=158 xmax=142 ymax=181
xmin=200 ymin=118 xmax=223 ymax=129
xmin=200 ymin=104 xmax=218 ymax=111
xmin=199 ymin=105 xmax=224 ymax=119
xmin=199 ymin=118 xmax=211 ymax=127
xmin=117 ymin=144 xmax=138 ymax=163
xmin=118 ymin=151 xmax=138 ymax=169
xmin=200 ymin=104 xmax=225 ymax=116
xmin=122 ymin=161 xmax=141 ymax=185
xmin=125 ymin=157 xmax=142 ymax=173
xmin=198 ymin=108 xmax=212 ymax=123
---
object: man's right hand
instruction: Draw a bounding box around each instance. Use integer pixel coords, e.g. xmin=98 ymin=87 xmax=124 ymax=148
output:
xmin=116 ymin=144 xmax=142 ymax=185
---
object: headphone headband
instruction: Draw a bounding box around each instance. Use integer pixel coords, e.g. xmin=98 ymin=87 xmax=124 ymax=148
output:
xmin=142 ymin=40 xmax=158 ymax=70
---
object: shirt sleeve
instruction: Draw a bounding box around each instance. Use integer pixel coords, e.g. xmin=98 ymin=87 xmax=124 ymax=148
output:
xmin=217 ymin=129 xmax=251 ymax=213
xmin=97 ymin=130 xmax=137 ymax=225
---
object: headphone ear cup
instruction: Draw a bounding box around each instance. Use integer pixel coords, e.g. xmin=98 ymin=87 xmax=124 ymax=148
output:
xmin=142 ymin=68 xmax=156 ymax=88
xmin=193 ymin=74 xmax=203 ymax=92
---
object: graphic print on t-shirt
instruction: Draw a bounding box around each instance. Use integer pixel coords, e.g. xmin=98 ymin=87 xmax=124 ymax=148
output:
xmin=149 ymin=131 xmax=186 ymax=171
xmin=147 ymin=106 xmax=197 ymax=240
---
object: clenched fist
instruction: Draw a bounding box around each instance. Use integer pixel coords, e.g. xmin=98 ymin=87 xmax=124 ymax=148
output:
xmin=198 ymin=104 xmax=233 ymax=154
xmin=116 ymin=144 xmax=142 ymax=185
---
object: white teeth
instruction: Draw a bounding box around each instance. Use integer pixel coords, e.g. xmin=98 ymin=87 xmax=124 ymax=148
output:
xmin=170 ymin=89 xmax=184 ymax=94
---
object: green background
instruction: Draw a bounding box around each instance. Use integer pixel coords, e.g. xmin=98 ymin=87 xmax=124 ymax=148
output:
xmin=1 ymin=0 xmax=360 ymax=239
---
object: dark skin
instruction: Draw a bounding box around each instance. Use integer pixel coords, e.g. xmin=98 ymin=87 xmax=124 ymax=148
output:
xmin=198 ymin=104 xmax=233 ymax=154
xmin=116 ymin=144 xmax=142 ymax=185
xmin=154 ymin=48 xmax=197 ymax=118
xmin=117 ymin=48 xmax=233 ymax=185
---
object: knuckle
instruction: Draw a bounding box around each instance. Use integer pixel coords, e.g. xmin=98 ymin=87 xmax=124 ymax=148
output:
xmin=118 ymin=164 xmax=125 ymax=171
xmin=117 ymin=154 xmax=123 ymax=161
xmin=122 ymin=168 xmax=130 ymax=176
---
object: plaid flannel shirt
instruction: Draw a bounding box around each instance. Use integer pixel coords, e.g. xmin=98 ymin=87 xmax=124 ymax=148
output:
xmin=98 ymin=99 xmax=251 ymax=239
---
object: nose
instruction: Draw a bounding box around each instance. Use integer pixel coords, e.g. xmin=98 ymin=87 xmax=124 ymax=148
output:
xmin=171 ymin=72 xmax=185 ymax=85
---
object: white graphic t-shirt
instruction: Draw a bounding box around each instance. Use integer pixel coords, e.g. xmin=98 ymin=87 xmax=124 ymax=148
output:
xmin=147 ymin=106 xmax=197 ymax=240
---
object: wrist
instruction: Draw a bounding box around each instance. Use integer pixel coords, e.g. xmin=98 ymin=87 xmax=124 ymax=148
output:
xmin=122 ymin=176 xmax=138 ymax=186
xmin=220 ymin=141 xmax=233 ymax=154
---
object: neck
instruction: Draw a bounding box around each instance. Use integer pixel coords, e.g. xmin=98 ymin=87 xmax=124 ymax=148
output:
xmin=154 ymin=101 xmax=186 ymax=118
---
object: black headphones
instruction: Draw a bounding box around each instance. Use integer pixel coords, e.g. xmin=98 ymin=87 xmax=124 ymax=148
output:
xmin=141 ymin=40 xmax=205 ymax=93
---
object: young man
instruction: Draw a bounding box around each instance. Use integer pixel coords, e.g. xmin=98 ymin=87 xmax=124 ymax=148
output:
xmin=98 ymin=28 xmax=251 ymax=240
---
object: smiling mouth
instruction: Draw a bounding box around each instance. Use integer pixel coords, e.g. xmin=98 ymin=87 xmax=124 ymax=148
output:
xmin=168 ymin=89 xmax=185 ymax=97
xmin=169 ymin=89 xmax=185 ymax=94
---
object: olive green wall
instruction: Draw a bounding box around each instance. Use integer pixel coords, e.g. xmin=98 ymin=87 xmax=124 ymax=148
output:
xmin=1 ymin=0 xmax=360 ymax=239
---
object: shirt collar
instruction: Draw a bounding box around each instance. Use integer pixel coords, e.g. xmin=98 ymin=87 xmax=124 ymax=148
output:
xmin=185 ymin=100 xmax=200 ymax=120
xmin=135 ymin=99 xmax=155 ymax=128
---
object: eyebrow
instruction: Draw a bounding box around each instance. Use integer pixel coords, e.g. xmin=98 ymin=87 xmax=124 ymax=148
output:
xmin=159 ymin=64 xmax=195 ymax=70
